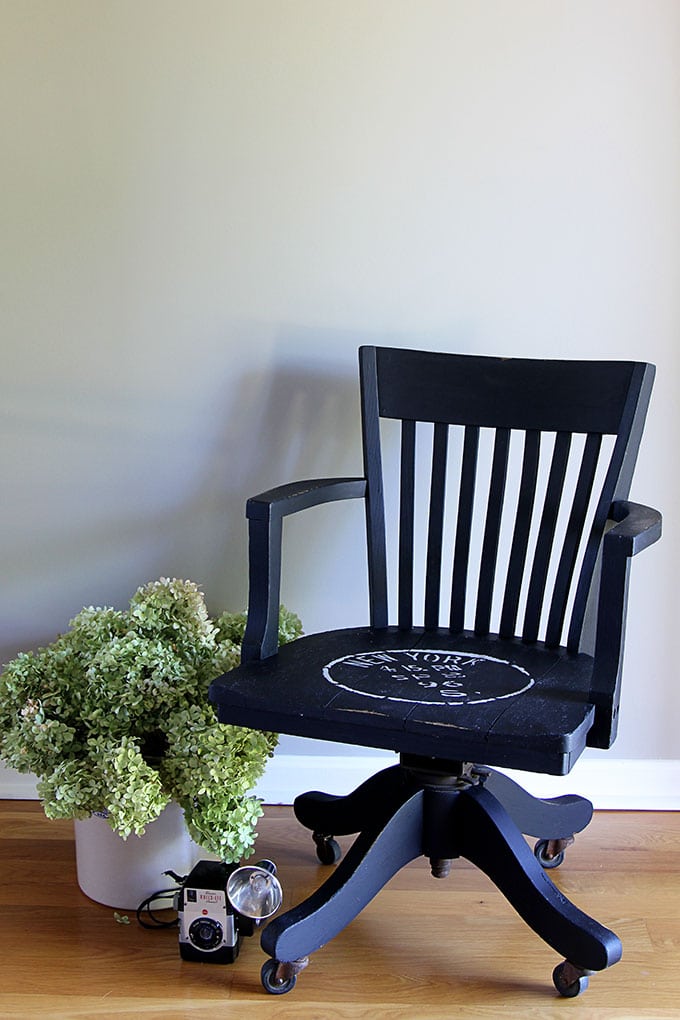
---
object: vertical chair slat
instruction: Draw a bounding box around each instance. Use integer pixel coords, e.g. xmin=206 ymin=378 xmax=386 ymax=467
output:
xmin=545 ymin=433 xmax=602 ymax=647
xmin=499 ymin=430 xmax=541 ymax=638
xmin=424 ymin=423 xmax=449 ymax=629
xmin=398 ymin=419 xmax=416 ymax=630
xmin=522 ymin=431 xmax=572 ymax=642
xmin=475 ymin=428 xmax=511 ymax=635
xmin=450 ymin=426 xmax=480 ymax=633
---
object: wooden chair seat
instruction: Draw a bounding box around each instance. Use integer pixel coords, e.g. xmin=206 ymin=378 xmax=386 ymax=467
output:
xmin=211 ymin=627 xmax=595 ymax=775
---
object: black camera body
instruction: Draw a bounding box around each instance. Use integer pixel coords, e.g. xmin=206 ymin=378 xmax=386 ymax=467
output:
xmin=178 ymin=860 xmax=251 ymax=964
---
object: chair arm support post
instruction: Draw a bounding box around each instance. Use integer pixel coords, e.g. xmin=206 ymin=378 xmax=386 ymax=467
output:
xmin=241 ymin=511 xmax=284 ymax=663
xmin=240 ymin=478 xmax=367 ymax=663
xmin=587 ymin=500 xmax=661 ymax=748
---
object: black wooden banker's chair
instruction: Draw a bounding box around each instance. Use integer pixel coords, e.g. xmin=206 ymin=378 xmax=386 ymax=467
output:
xmin=209 ymin=347 xmax=661 ymax=997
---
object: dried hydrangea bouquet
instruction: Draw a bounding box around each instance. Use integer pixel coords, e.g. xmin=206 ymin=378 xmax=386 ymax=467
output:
xmin=0 ymin=578 xmax=301 ymax=863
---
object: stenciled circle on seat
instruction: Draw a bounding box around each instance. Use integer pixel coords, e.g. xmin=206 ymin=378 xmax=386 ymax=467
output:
xmin=323 ymin=648 xmax=534 ymax=707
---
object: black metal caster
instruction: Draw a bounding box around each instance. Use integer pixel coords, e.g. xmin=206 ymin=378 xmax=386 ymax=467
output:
xmin=553 ymin=961 xmax=591 ymax=998
xmin=261 ymin=959 xmax=297 ymax=995
xmin=313 ymin=831 xmax=342 ymax=865
xmin=534 ymin=836 xmax=573 ymax=869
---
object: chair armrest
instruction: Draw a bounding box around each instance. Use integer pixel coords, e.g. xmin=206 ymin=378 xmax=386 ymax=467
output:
xmin=241 ymin=477 xmax=367 ymax=662
xmin=604 ymin=500 xmax=662 ymax=557
xmin=587 ymin=499 xmax=662 ymax=749
xmin=246 ymin=478 xmax=368 ymax=521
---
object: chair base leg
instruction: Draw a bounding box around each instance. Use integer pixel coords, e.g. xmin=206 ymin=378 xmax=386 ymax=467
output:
xmin=483 ymin=767 xmax=593 ymax=839
xmin=261 ymin=761 xmax=621 ymax=994
xmin=262 ymin=779 xmax=423 ymax=963
xmin=294 ymin=763 xmax=409 ymax=835
xmin=455 ymin=783 xmax=621 ymax=972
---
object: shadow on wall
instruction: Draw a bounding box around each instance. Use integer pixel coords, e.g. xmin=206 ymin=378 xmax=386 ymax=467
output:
xmin=0 ymin=338 xmax=365 ymax=662
xmin=197 ymin=345 xmax=366 ymax=618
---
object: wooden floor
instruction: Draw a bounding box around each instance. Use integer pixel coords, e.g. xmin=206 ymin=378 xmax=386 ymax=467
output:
xmin=1 ymin=801 xmax=679 ymax=1019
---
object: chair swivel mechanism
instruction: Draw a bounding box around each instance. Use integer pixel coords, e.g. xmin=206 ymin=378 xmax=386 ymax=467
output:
xmin=209 ymin=346 xmax=661 ymax=997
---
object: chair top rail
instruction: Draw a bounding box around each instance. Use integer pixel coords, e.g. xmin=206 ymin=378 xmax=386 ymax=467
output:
xmin=367 ymin=346 xmax=647 ymax=435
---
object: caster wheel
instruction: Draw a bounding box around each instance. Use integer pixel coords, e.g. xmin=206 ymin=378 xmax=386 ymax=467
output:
xmin=553 ymin=962 xmax=590 ymax=998
xmin=261 ymin=959 xmax=297 ymax=995
xmin=534 ymin=838 xmax=565 ymax=870
xmin=313 ymin=832 xmax=342 ymax=865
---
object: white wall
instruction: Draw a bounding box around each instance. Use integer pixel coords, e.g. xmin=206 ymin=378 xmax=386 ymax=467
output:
xmin=2 ymin=1 xmax=678 ymax=791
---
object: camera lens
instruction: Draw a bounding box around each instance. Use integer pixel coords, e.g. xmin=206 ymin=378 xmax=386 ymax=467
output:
xmin=188 ymin=917 xmax=223 ymax=950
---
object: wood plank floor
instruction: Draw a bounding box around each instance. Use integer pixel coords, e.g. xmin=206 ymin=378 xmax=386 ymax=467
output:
xmin=1 ymin=801 xmax=679 ymax=1019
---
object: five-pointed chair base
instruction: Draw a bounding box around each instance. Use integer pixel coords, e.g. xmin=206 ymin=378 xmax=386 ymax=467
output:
xmin=260 ymin=757 xmax=621 ymax=996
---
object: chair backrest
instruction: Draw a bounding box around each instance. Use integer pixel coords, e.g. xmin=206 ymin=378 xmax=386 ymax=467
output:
xmin=359 ymin=346 xmax=654 ymax=651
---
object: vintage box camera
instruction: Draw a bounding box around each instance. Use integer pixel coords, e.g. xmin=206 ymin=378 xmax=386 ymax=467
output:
xmin=178 ymin=860 xmax=242 ymax=964
xmin=178 ymin=858 xmax=281 ymax=964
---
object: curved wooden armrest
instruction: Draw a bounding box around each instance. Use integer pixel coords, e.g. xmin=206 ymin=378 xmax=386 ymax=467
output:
xmin=242 ymin=477 xmax=367 ymax=662
xmin=247 ymin=478 xmax=367 ymax=521
xmin=605 ymin=500 xmax=662 ymax=557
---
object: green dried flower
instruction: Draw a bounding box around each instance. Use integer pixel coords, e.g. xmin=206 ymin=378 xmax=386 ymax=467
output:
xmin=0 ymin=579 xmax=302 ymax=861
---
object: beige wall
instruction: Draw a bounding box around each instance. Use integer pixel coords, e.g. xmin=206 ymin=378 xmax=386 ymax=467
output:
xmin=1 ymin=1 xmax=678 ymax=764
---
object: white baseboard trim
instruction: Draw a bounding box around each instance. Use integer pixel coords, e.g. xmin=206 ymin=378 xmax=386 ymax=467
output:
xmin=0 ymin=769 xmax=40 ymax=799
xmin=3 ymin=757 xmax=679 ymax=810
xmin=254 ymin=754 xmax=680 ymax=810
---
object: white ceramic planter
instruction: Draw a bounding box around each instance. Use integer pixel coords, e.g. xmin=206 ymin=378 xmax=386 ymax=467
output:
xmin=74 ymin=802 xmax=204 ymax=910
